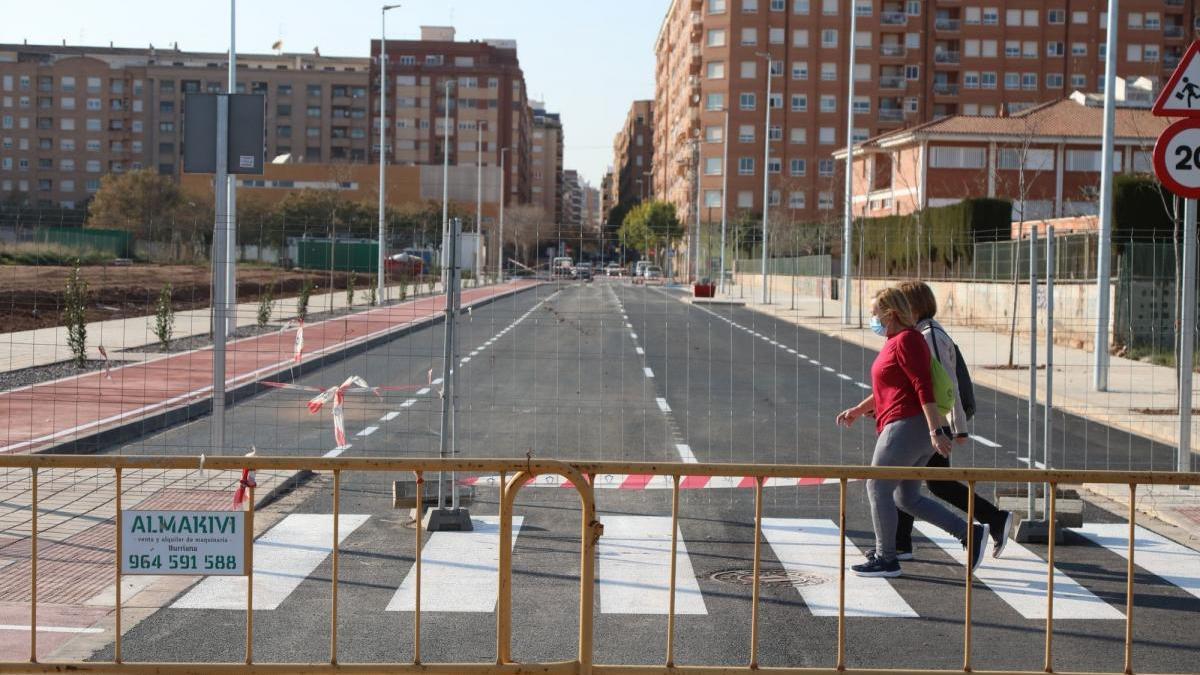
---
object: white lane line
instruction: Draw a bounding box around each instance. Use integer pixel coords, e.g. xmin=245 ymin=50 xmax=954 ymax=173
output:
xmin=400 ymin=399 xmax=417 ymax=408
xmin=675 ymin=443 xmax=698 ymax=463
xmin=786 ymin=348 xmax=797 ymax=354
xmin=856 ymin=382 xmax=871 ymax=390
xmin=625 ymin=323 xmax=633 ymax=329
xmin=598 ymin=516 xmax=707 ymax=615
xmin=172 ymin=514 xmax=369 ymax=610
xmin=356 ymin=426 xmax=378 ymax=437
xmin=822 ymin=366 xmax=836 ymax=373
xmin=970 ymin=434 xmax=1002 ymax=448
xmin=431 ymin=378 xmax=444 ymax=385
xmin=798 ymin=354 xmax=808 ymax=359
xmin=656 ymin=397 xmax=671 ymax=413
xmin=461 ymin=357 xmax=472 ymax=364
xmin=470 ymin=350 xmax=480 ymax=356
xmin=631 ymin=332 xmax=639 ymax=340
xmin=837 ymin=374 xmax=853 ymax=381
xmin=323 ymin=447 xmax=347 ymax=458
xmin=381 ymin=411 xmax=400 ymax=422
xmin=643 ymin=367 xmax=654 ymax=378
xmin=761 ymin=518 xmax=916 ymax=617
xmin=809 ymin=360 xmax=821 ymax=366
xmin=635 ymin=347 xmax=645 ymax=355
xmin=416 ymin=387 xmax=431 ymax=396
xmin=1074 ymin=524 xmax=1200 ymax=603
xmin=1016 ymin=456 xmax=1046 ymax=469
xmin=0 ymin=624 xmax=104 ymax=634
xmin=387 ymin=516 xmax=523 ymax=612
xmin=914 ymin=522 xmax=1122 ymax=620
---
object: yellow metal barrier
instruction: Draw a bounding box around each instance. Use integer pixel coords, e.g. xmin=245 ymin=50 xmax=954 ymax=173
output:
xmin=0 ymin=454 xmax=1197 ymax=675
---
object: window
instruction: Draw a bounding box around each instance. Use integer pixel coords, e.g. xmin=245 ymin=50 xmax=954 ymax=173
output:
xmin=705 ymin=190 xmax=723 ymax=207
xmin=905 ymin=0 xmax=919 ymax=15
xmin=739 ymin=124 xmax=755 ymax=142
xmin=1023 ymin=41 xmax=1038 ymax=58
xmin=277 ymin=84 xmax=293 ymax=96
xmin=794 ymin=0 xmax=809 ymax=14
xmin=820 ymin=63 xmax=837 ymax=80
xmin=1006 ymin=9 xmax=1021 ymax=25
xmin=707 ymin=29 xmax=726 ymax=47
xmin=821 ymin=29 xmax=838 ymax=48
xmin=768 ymin=189 xmax=781 ymax=206
xmin=738 ymin=190 xmax=754 ymax=208
xmin=769 ymin=92 xmax=783 ymax=108
xmin=741 ymin=27 xmax=757 ymax=45
xmin=1072 ymin=11 xmax=1087 ymax=24
xmin=818 ymin=191 xmax=834 ymax=210
xmin=930 ymin=146 xmax=986 ymax=168
xmin=822 ymin=0 xmax=837 ymax=15
xmin=964 ymin=72 xmax=980 ymax=89
xmin=86 ymin=139 xmax=100 ymax=151
xmin=853 ymin=97 xmax=870 ymax=113
xmin=1127 ymin=45 xmax=1142 ymax=62
xmin=789 ymin=158 xmax=807 ymax=175
xmin=1047 ymin=42 xmax=1064 ymax=57
xmin=983 ymin=7 xmax=998 ymax=25
xmin=820 ymin=95 xmax=836 ymax=112
xmin=738 ymin=157 xmax=755 ymax=175
xmin=770 ymin=59 xmax=784 ymax=76
xmin=1004 ymin=40 xmax=1019 ymax=58
xmin=905 ymin=65 xmax=920 ymax=80
xmin=307 ymin=106 xmax=322 ymax=117
xmin=1023 ymin=9 xmax=1038 ymax=26
xmin=1005 ymin=72 xmax=1021 ymax=90
xmin=741 ymin=61 xmax=757 ymax=79
xmin=1127 ymin=12 xmax=1142 ymax=29
xmin=705 ymin=125 xmax=723 ymax=143
xmin=997 ymin=148 xmax=1053 ymax=171
xmin=982 ymin=40 xmax=997 ymax=58
xmin=793 ymin=29 xmax=810 ymax=47
xmin=742 ymin=0 xmax=758 ymax=11
xmin=768 ymin=158 xmax=781 ymax=174
xmin=854 ymin=0 xmax=871 ymax=16
xmin=708 ymin=0 xmax=726 ymax=12
xmin=905 ymin=32 xmax=920 ymax=49
xmin=791 ymin=94 xmax=808 ymax=111
xmin=59 ymin=117 xmax=74 ymax=131
xmin=706 ymin=93 xmax=725 ymax=110
xmin=1145 ymin=45 xmax=1160 ymax=63
xmin=1070 ymin=73 xmax=1087 ymax=88
xmin=705 ymin=157 xmax=723 ymax=175
xmin=1072 ymin=42 xmax=1087 ymax=56
xmin=965 ymin=7 xmax=981 ymax=24
xmin=86 ymin=159 xmax=101 ymax=173
xmin=740 ymin=92 xmax=756 ymax=110
xmin=819 ymin=158 xmax=835 ymax=176
xmin=159 ymin=121 xmax=175 ymax=132
xmin=789 ymin=191 xmax=806 ymax=209
xmin=86 ymin=118 xmax=101 ymax=131
xmin=818 ymin=127 xmax=835 ymax=145
xmin=1145 ymin=12 xmax=1160 ymax=29
xmin=707 ymin=61 xmax=725 ymax=79
xmin=60 ymin=138 xmax=74 ymax=151
xmin=769 ymin=28 xmax=785 ymax=44
xmin=855 ymin=31 xmax=872 ymax=49
xmin=1046 ymin=73 xmax=1064 ymax=89
xmin=1048 ymin=9 xmax=1065 ymax=24
xmin=1066 ymin=149 xmax=1103 ymax=171
xmin=906 ymin=97 xmax=919 ymax=113
xmin=790 ymin=128 xmax=807 ymax=144
xmin=792 ymin=62 xmax=809 ymax=80
xmin=1022 ymin=72 xmax=1037 ymax=89
xmin=159 ymin=101 xmax=174 ymax=114
xmin=159 ymin=80 xmax=175 ymax=94
xmin=277 ymin=125 xmax=292 ymax=138
xmin=965 ymin=40 xmax=980 ymax=58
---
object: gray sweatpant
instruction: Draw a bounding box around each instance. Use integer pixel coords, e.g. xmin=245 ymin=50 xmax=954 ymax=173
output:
xmin=868 ymin=415 xmax=968 ymax=560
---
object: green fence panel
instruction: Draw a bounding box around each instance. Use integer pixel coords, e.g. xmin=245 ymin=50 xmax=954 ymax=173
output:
xmin=36 ymin=227 xmax=133 ymax=257
xmin=296 ymin=239 xmax=379 ymax=274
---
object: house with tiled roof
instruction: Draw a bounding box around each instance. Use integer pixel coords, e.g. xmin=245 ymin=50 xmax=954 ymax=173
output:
xmin=834 ymin=93 xmax=1170 ymax=223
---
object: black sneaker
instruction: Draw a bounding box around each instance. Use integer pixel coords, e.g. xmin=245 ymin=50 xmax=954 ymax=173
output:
xmin=992 ymin=511 xmax=1014 ymax=559
xmin=965 ymin=524 xmax=990 ymax=572
xmin=896 ymin=548 xmax=915 ymax=561
xmin=852 ymin=555 xmax=902 ymax=578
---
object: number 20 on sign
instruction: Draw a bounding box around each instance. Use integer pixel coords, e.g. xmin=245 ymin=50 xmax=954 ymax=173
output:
xmin=1153 ymin=119 xmax=1200 ymax=198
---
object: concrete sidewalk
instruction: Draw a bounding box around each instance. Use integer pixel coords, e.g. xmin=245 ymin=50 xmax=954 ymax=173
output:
xmin=714 ymin=274 xmax=1200 ymax=539
xmin=0 ymin=280 xmax=447 ymax=373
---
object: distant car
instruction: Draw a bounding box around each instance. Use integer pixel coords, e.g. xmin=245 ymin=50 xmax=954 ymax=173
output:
xmin=605 ymin=263 xmax=622 ymax=277
xmin=574 ymin=262 xmax=593 ymax=281
xmin=644 ymin=265 xmax=663 ymax=281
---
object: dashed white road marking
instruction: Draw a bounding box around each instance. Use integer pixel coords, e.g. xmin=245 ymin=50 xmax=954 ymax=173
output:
xmin=381 ymin=411 xmax=399 ymax=422
xmin=970 ymin=434 xmax=1002 ymax=448
xmin=400 ymin=399 xmax=417 ymax=408
xmin=635 ymin=347 xmax=645 ymax=355
xmin=643 ymin=367 xmax=654 ymax=378
xmin=323 ymin=447 xmax=349 ymax=458
xmin=388 ymin=516 xmax=523 ymax=612
xmin=656 ymin=397 xmax=671 ymax=413
xmin=837 ymin=373 xmax=853 ymax=381
xmin=631 ymin=332 xmax=638 ymax=340
xmin=822 ymin=366 xmax=835 ymax=373
xmin=675 ymin=443 xmax=698 ymax=463
xmin=598 ymin=516 xmax=707 ymax=615
xmin=808 ymin=360 xmax=821 ymax=366
xmin=356 ymin=426 xmax=378 ymax=437
xmin=431 ymin=378 xmax=444 ymax=385
xmin=856 ymin=382 xmax=871 ymax=390
xmin=416 ymin=387 xmax=431 ymax=396
xmin=1016 ymin=456 xmax=1046 ymax=469
xmin=1074 ymin=524 xmax=1200 ymax=603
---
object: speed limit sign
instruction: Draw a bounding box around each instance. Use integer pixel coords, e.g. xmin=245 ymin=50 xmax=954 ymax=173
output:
xmin=1153 ymin=118 xmax=1200 ymax=198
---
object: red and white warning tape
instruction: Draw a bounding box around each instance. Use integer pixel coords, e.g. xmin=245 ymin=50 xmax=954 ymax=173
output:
xmin=457 ymin=474 xmax=845 ymax=490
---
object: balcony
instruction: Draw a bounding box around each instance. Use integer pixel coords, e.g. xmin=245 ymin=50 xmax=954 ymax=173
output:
xmin=1166 ymin=0 xmax=1183 ymax=6
xmin=880 ymin=11 xmax=907 ymax=25
xmin=1165 ymin=55 xmax=1182 ymax=69
xmin=934 ymin=51 xmax=962 ymax=65
xmin=880 ymin=44 xmax=907 ymax=58
xmin=933 ymin=82 xmax=959 ymax=95
xmin=879 ymin=75 xmax=905 ymax=89
xmin=935 ymin=18 xmax=961 ymax=31
xmin=1165 ymin=25 xmax=1185 ymax=39
xmin=878 ymin=108 xmax=904 ymax=121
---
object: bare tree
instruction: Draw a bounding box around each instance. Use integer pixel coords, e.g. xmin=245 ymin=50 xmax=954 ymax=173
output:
xmin=502 ymin=204 xmax=547 ymax=267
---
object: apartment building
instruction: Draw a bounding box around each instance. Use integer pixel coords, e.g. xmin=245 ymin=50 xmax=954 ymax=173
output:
xmin=0 ymin=42 xmax=370 ymax=208
xmin=600 ymin=169 xmax=615 ymax=224
xmin=611 ymin=100 xmax=655 ymax=211
xmin=530 ymin=100 xmax=564 ymax=222
xmin=370 ymin=26 xmax=532 ymax=207
xmin=837 ymin=95 xmax=1167 ymax=221
xmin=562 ymin=169 xmax=583 ymax=228
xmin=653 ymin=0 xmax=1199 ymax=228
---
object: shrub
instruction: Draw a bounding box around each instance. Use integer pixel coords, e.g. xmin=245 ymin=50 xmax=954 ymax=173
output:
xmin=62 ymin=262 xmax=89 ymax=367
xmin=366 ymin=285 xmax=377 ymax=307
xmin=257 ymin=284 xmax=274 ymax=327
xmin=346 ymin=271 xmax=357 ymax=307
xmin=154 ymin=283 xmax=174 ymax=350
xmin=297 ymin=278 xmax=314 ymax=321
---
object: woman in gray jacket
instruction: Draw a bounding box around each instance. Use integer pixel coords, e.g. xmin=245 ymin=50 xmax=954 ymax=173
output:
xmin=892 ymin=281 xmax=1013 ymax=559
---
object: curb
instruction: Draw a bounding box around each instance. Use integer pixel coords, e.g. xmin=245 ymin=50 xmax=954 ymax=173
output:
xmin=35 ymin=283 xmax=539 ymax=455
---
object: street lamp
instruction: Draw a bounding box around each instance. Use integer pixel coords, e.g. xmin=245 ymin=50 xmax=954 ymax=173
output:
xmin=378 ymin=3 xmax=401 ymax=304
xmin=756 ymin=51 xmax=774 ymax=304
xmin=499 ymin=146 xmax=508 ymax=281
xmin=719 ymin=107 xmax=729 ymax=294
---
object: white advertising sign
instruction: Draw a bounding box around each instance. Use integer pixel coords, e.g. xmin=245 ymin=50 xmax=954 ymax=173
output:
xmin=121 ymin=510 xmax=246 ymax=576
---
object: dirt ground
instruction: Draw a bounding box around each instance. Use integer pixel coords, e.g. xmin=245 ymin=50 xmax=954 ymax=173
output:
xmin=0 ymin=264 xmax=357 ymax=333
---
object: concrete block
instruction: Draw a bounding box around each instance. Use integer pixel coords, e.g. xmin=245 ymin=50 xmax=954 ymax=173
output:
xmin=393 ymin=479 xmax=472 ymax=509
xmin=424 ymin=507 xmax=474 ymax=532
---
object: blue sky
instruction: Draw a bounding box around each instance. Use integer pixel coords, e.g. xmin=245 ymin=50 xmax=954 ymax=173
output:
xmin=2 ymin=0 xmax=663 ymax=186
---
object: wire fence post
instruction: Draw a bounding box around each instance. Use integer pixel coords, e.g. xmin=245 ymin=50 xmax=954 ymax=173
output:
xmin=1044 ymin=226 xmax=1055 ymax=504
xmin=1027 ymin=224 xmax=1038 ymax=521
xmin=1179 ymin=199 xmax=1197 ymax=476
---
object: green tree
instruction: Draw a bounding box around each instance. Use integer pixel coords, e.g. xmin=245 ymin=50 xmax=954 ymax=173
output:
xmin=63 ymin=262 xmax=89 ymax=367
xmin=87 ymin=170 xmax=184 ymax=239
xmin=154 ymin=283 xmax=174 ymax=350
xmin=618 ymin=201 xmax=683 ymax=256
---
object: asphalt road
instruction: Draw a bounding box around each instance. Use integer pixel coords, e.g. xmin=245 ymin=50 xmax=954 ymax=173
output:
xmin=92 ymin=280 xmax=1200 ymax=672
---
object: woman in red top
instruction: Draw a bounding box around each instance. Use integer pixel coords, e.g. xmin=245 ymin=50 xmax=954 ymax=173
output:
xmin=836 ymin=287 xmax=989 ymax=578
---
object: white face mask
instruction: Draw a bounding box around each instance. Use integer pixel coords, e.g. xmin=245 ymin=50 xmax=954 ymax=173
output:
xmin=870 ymin=315 xmax=887 ymax=337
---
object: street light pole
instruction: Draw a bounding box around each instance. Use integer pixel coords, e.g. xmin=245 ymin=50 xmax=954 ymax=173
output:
xmin=225 ymin=0 xmax=237 ymax=336
xmin=719 ymin=108 xmax=729 ymax=294
xmin=499 ymin=146 xmax=508 ymax=281
xmin=842 ymin=0 xmax=858 ymax=325
xmin=476 ymin=123 xmax=483 ymax=281
xmin=1094 ymin=0 xmax=1119 ymax=391
xmin=441 ymin=79 xmax=452 ymax=289
xmin=378 ymin=4 xmax=400 ymax=304
xmin=758 ymin=52 xmax=773 ymax=304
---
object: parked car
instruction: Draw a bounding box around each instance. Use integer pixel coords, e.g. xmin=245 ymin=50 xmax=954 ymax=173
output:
xmin=574 ymin=262 xmax=593 ymax=281
xmin=605 ymin=263 xmax=622 ymax=277
xmin=644 ymin=265 xmax=663 ymax=282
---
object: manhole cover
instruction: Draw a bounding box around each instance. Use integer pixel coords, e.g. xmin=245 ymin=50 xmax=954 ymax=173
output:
xmin=710 ymin=568 xmax=827 ymax=586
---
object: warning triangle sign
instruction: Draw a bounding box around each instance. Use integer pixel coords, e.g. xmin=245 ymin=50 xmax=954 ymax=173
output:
xmin=1154 ymin=40 xmax=1200 ymax=117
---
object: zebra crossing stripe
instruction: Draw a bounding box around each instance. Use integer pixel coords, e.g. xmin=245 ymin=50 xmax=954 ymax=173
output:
xmin=761 ymin=518 xmax=917 ymax=617
xmin=598 ymin=516 xmax=706 ymax=615
xmin=171 ymin=513 xmax=369 ymax=610
xmin=1073 ymin=524 xmax=1200 ymax=603
xmin=914 ymin=522 xmax=1122 ymax=620
xmin=455 ymin=474 xmax=841 ymax=490
xmin=386 ymin=516 xmax=523 ymax=612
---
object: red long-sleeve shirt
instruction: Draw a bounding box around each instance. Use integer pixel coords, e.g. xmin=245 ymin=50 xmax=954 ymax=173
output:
xmin=871 ymin=327 xmax=935 ymax=434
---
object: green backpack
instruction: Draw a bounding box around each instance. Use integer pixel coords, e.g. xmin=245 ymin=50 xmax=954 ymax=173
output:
xmin=930 ymin=356 xmax=956 ymax=416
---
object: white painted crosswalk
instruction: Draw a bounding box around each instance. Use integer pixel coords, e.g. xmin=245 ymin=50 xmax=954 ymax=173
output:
xmin=172 ymin=513 xmax=369 ymax=610
xmin=163 ymin=512 xmax=1200 ymax=620
xmin=598 ymin=516 xmax=706 ymax=615
xmin=386 ymin=516 xmax=523 ymax=612
xmin=914 ymin=522 xmax=1123 ymax=620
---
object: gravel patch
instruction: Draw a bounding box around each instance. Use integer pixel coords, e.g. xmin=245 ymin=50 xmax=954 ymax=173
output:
xmin=0 ymin=358 xmax=132 ymax=391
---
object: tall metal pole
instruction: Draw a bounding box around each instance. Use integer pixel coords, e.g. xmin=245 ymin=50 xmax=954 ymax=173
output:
xmin=1179 ymin=199 xmax=1197 ymax=474
xmin=441 ymin=79 xmax=451 ymax=290
xmin=1028 ymin=225 xmax=1039 ymax=520
xmin=378 ymin=6 xmax=399 ymax=303
xmin=719 ymin=109 xmax=729 ymax=294
xmin=694 ymin=139 xmax=702 ymax=283
xmin=499 ymin=147 xmax=507 ymax=281
xmin=842 ymin=0 xmax=858 ymax=325
xmin=759 ymin=54 xmax=772 ymax=304
xmin=437 ymin=217 xmax=459 ymax=509
xmin=225 ymin=0 xmax=238 ymax=336
xmin=212 ymin=94 xmax=230 ymax=454
xmin=1094 ymin=0 xmax=1119 ymax=391
xmin=1044 ymin=225 xmax=1055 ymax=506
xmin=476 ymin=123 xmax=483 ymax=281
